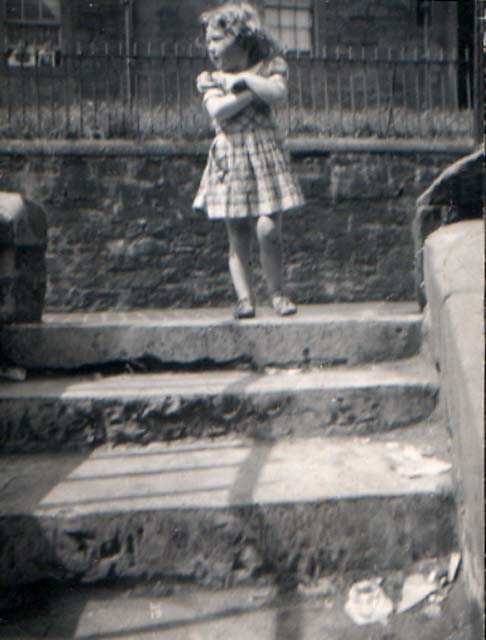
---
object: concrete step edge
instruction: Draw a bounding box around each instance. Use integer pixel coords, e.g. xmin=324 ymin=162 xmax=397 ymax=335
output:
xmin=0 ymin=425 xmax=456 ymax=589
xmin=0 ymin=303 xmax=423 ymax=370
xmin=0 ymin=357 xmax=437 ymax=400
xmin=0 ymin=358 xmax=440 ymax=451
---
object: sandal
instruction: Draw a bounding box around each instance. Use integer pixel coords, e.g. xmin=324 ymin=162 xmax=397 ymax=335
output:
xmin=272 ymin=294 xmax=297 ymax=316
xmin=234 ymin=298 xmax=256 ymax=319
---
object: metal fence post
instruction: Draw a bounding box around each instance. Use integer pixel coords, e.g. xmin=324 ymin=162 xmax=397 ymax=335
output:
xmin=124 ymin=0 xmax=134 ymax=118
xmin=473 ymin=0 xmax=485 ymax=144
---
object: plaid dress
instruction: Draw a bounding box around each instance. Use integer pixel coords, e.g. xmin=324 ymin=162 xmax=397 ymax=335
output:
xmin=193 ymin=57 xmax=305 ymax=219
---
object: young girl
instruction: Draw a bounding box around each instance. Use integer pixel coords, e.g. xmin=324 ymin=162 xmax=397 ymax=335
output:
xmin=193 ymin=2 xmax=305 ymax=319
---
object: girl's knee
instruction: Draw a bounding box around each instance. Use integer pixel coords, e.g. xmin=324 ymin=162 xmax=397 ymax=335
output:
xmin=226 ymin=218 xmax=251 ymax=253
xmin=257 ymin=215 xmax=280 ymax=244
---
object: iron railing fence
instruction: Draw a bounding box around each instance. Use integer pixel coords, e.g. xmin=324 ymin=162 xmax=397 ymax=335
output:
xmin=0 ymin=44 xmax=475 ymax=140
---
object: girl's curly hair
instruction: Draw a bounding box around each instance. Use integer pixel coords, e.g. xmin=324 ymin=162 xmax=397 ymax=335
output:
xmin=200 ymin=2 xmax=282 ymax=65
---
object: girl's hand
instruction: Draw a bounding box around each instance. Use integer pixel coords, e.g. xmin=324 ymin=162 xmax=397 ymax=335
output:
xmin=238 ymin=71 xmax=287 ymax=105
xmin=226 ymin=72 xmax=249 ymax=93
xmin=216 ymin=71 xmax=249 ymax=94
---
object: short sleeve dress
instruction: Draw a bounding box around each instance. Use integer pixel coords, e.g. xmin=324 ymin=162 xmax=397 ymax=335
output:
xmin=193 ymin=56 xmax=305 ymax=219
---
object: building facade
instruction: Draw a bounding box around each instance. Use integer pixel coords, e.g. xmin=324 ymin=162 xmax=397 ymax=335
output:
xmin=0 ymin=0 xmax=471 ymax=57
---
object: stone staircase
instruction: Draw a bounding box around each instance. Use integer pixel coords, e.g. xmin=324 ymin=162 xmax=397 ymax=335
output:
xmin=0 ymin=303 xmax=467 ymax=638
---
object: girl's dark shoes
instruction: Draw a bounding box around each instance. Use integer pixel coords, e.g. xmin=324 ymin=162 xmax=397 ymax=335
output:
xmin=234 ymin=298 xmax=256 ymax=319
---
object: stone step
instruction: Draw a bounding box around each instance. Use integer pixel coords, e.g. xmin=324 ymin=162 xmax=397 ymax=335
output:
xmin=0 ymin=564 xmax=469 ymax=640
xmin=0 ymin=423 xmax=456 ymax=591
xmin=0 ymin=303 xmax=422 ymax=371
xmin=0 ymin=358 xmax=438 ymax=452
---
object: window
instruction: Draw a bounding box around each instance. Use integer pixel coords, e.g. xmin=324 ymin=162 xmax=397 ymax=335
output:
xmin=264 ymin=0 xmax=313 ymax=53
xmin=5 ymin=0 xmax=61 ymax=66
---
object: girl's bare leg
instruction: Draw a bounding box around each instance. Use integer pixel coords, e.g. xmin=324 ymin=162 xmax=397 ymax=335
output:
xmin=256 ymin=213 xmax=283 ymax=296
xmin=225 ymin=218 xmax=253 ymax=302
xmin=257 ymin=213 xmax=297 ymax=315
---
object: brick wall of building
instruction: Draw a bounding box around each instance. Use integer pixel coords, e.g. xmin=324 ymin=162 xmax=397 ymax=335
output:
xmin=0 ymin=0 xmax=457 ymax=53
xmin=128 ymin=0 xmax=458 ymax=55
xmin=0 ymin=141 xmax=466 ymax=312
xmin=313 ymin=0 xmax=458 ymax=54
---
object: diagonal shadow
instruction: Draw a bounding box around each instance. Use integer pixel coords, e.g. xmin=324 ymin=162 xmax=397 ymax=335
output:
xmin=1 ymin=439 xmax=304 ymax=640
xmin=0 ymin=451 xmax=92 ymax=633
xmin=227 ymin=440 xmax=304 ymax=640
xmin=1 ymin=368 xmax=305 ymax=638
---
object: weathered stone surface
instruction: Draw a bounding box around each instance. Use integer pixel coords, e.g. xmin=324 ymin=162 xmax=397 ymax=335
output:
xmin=423 ymin=220 xmax=484 ymax=625
xmin=0 ymin=276 xmax=14 ymax=319
xmin=0 ymin=303 xmax=422 ymax=370
xmin=14 ymin=249 xmax=47 ymax=323
xmin=0 ymin=192 xmax=47 ymax=249
xmin=413 ymin=148 xmax=484 ymax=307
xmin=0 ymin=434 xmax=456 ymax=588
xmin=0 ymin=360 xmax=438 ymax=452
xmin=0 ymin=145 xmax=465 ymax=312
xmin=417 ymin=148 xmax=484 ymax=216
xmin=0 ymin=192 xmax=47 ymax=323
xmin=413 ymin=204 xmax=442 ymax=307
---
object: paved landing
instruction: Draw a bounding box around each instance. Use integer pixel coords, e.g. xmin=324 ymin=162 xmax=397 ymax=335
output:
xmin=0 ymin=570 xmax=470 ymax=640
xmin=39 ymin=302 xmax=420 ymax=325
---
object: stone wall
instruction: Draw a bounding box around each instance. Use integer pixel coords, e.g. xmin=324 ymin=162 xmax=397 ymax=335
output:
xmin=0 ymin=140 xmax=470 ymax=313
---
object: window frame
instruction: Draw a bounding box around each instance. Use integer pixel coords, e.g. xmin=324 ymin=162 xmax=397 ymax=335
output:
xmin=4 ymin=0 xmax=63 ymax=67
xmin=5 ymin=0 xmax=62 ymax=26
xmin=263 ymin=0 xmax=315 ymax=55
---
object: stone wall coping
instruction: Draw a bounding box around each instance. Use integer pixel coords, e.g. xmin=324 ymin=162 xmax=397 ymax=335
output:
xmin=417 ymin=147 xmax=484 ymax=207
xmin=423 ymin=219 xmax=484 ymax=610
xmin=425 ymin=220 xmax=484 ymax=303
xmin=424 ymin=219 xmax=484 ymax=418
xmin=0 ymin=138 xmax=475 ymax=158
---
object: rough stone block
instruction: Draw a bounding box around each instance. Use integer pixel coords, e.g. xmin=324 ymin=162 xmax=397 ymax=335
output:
xmin=0 ymin=192 xmax=47 ymax=249
xmin=0 ymin=248 xmax=15 ymax=278
xmin=15 ymin=249 xmax=47 ymax=323
xmin=0 ymin=192 xmax=47 ymax=323
xmin=418 ymin=148 xmax=484 ymax=217
xmin=415 ymin=149 xmax=484 ymax=306
xmin=57 ymin=158 xmax=100 ymax=204
xmin=330 ymin=157 xmax=389 ymax=201
xmin=0 ymin=277 xmax=15 ymax=322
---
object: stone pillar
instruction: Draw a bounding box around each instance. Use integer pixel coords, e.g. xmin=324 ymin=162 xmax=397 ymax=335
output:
xmin=0 ymin=192 xmax=47 ymax=324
